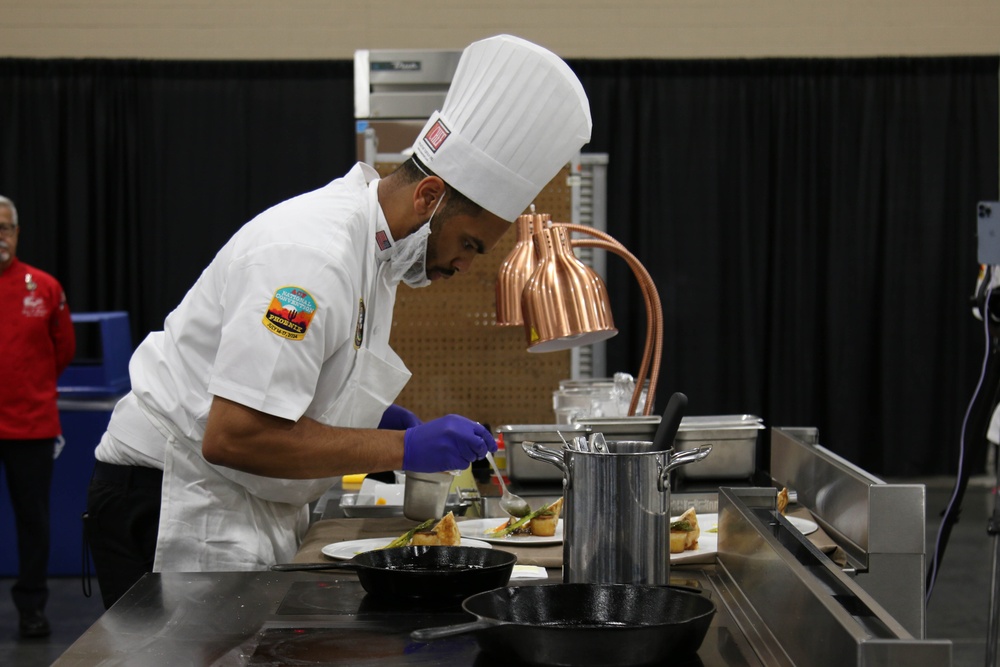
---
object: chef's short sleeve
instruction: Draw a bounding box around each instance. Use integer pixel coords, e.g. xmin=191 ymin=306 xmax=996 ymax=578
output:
xmin=207 ymin=244 xmax=356 ymax=422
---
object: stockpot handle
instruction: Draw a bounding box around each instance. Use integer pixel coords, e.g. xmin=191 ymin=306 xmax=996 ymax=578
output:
xmin=658 ymin=445 xmax=713 ymax=492
xmin=521 ymin=441 xmax=569 ymax=481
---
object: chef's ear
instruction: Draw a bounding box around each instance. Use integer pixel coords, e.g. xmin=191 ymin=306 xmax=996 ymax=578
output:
xmin=413 ymin=176 xmax=447 ymax=216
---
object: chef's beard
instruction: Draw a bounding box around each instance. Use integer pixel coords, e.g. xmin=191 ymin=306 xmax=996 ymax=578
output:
xmin=0 ymin=242 xmax=10 ymax=264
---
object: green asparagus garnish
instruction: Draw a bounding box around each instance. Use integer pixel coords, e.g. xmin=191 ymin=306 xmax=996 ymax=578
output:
xmin=381 ymin=518 xmax=435 ymax=548
xmin=493 ymin=506 xmax=549 ymax=538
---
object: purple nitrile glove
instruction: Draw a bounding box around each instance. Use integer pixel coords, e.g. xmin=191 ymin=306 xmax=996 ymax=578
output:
xmin=378 ymin=404 xmax=422 ymax=430
xmin=403 ymin=414 xmax=497 ymax=473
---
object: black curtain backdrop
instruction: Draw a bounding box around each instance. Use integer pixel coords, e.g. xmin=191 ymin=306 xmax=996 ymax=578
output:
xmin=0 ymin=59 xmax=357 ymax=335
xmin=0 ymin=56 xmax=996 ymax=477
xmin=572 ymin=57 xmax=999 ymax=477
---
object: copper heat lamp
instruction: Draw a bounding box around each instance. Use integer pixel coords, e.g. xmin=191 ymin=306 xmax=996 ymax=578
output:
xmin=495 ymin=210 xmax=663 ymax=416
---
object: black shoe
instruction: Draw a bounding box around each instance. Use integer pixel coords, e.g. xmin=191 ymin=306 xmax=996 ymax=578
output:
xmin=19 ymin=610 xmax=50 ymax=638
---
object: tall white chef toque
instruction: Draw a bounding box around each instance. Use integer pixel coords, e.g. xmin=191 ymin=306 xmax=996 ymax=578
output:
xmin=411 ymin=34 xmax=592 ymax=223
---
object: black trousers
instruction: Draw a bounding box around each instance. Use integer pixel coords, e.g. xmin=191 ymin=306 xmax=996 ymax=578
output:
xmin=84 ymin=461 xmax=162 ymax=609
xmin=0 ymin=438 xmax=55 ymax=614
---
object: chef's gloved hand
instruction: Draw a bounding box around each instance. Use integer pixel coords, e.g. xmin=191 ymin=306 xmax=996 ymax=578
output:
xmin=403 ymin=415 xmax=497 ymax=473
xmin=378 ymin=404 xmax=422 ymax=431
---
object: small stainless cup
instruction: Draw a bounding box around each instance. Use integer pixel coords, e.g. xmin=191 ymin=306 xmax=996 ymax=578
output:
xmin=403 ymin=472 xmax=453 ymax=521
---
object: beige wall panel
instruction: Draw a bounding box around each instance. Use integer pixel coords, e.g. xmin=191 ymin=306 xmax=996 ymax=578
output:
xmin=1 ymin=1 xmax=998 ymax=59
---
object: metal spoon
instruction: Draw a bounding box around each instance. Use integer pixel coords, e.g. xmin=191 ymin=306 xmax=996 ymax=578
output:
xmin=485 ymin=451 xmax=531 ymax=517
xmin=556 ymin=430 xmax=572 ymax=450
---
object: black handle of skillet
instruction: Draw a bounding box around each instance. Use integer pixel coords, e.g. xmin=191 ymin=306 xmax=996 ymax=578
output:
xmin=652 ymin=392 xmax=688 ymax=452
xmin=270 ymin=562 xmax=358 ymax=572
xmin=411 ymin=618 xmax=498 ymax=641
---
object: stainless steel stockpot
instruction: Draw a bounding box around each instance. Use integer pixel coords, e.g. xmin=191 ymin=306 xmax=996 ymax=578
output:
xmin=525 ymin=439 xmax=711 ymax=585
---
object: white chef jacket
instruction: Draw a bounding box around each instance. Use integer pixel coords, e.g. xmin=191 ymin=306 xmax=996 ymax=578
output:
xmin=98 ymin=162 xmax=413 ymax=570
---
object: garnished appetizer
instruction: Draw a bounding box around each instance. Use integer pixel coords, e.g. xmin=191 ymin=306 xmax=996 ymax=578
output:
xmin=669 ymin=508 xmax=701 ymax=554
xmin=776 ymin=487 xmax=789 ymax=515
xmin=382 ymin=512 xmax=461 ymax=548
xmin=487 ymin=498 xmax=564 ymax=538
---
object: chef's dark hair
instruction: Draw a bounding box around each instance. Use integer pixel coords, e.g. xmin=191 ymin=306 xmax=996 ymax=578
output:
xmin=399 ymin=157 xmax=484 ymax=220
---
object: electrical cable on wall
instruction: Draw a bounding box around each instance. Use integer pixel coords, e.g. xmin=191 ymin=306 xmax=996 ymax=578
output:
xmin=926 ymin=268 xmax=996 ymax=601
xmin=926 ymin=262 xmax=1000 ymax=602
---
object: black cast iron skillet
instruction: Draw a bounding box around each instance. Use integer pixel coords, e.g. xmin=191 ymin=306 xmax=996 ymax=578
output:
xmin=271 ymin=545 xmax=516 ymax=601
xmin=411 ymin=583 xmax=716 ymax=667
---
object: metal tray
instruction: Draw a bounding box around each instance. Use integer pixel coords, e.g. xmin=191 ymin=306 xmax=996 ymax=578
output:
xmin=500 ymin=424 xmax=588 ymax=482
xmin=675 ymin=415 xmax=764 ymax=479
xmin=339 ymin=493 xmax=474 ymax=518
xmin=501 ymin=416 xmax=764 ymax=482
xmin=575 ymin=416 xmax=660 ymax=439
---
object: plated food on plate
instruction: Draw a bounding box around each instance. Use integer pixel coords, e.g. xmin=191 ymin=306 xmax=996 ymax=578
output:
xmin=487 ymin=498 xmax=564 ymax=538
xmin=411 ymin=512 xmax=461 ymax=546
xmin=383 ymin=512 xmax=462 ymax=548
xmin=670 ymin=507 xmax=701 ymax=554
xmin=777 ymin=486 xmax=789 ymax=514
xmin=457 ymin=518 xmax=563 ymax=545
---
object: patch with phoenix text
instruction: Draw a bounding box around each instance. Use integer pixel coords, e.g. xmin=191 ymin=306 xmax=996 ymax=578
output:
xmin=422 ymin=119 xmax=450 ymax=153
xmin=262 ymin=286 xmax=317 ymax=341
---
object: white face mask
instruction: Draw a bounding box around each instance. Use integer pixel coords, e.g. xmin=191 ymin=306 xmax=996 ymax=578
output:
xmin=386 ymin=194 xmax=443 ymax=289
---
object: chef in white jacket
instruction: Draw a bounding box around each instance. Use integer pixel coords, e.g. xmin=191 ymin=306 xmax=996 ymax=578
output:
xmin=83 ymin=34 xmax=593 ymax=609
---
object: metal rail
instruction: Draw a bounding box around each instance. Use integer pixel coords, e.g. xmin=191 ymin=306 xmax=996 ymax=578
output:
xmin=715 ymin=486 xmax=951 ymax=666
xmin=769 ymin=427 xmax=927 ymax=637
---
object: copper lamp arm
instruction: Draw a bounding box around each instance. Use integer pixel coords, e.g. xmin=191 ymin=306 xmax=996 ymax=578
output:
xmin=555 ymin=222 xmax=663 ymax=417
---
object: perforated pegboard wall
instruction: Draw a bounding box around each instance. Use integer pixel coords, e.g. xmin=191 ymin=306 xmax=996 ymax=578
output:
xmin=379 ymin=162 xmax=574 ymax=429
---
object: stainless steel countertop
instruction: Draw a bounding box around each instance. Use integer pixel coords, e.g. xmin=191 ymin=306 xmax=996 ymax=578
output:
xmin=53 ymin=569 xmax=764 ymax=666
xmin=55 ymin=435 xmax=945 ymax=666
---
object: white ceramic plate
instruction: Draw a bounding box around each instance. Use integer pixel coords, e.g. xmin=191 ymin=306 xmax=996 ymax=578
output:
xmin=786 ymin=515 xmax=819 ymax=535
xmin=321 ymin=537 xmax=492 ymax=560
xmin=667 ymin=513 xmax=818 ymax=564
xmin=458 ymin=518 xmax=564 ymax=546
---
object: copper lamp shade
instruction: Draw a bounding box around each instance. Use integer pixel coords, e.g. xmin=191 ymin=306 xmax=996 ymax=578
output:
xmin=493 ymin=210 xmax=662 ymax=416
xmin=495 ymin=212 xmax=539 ymax=326
xmin=520 ymin=222 xmax=617 ymax=353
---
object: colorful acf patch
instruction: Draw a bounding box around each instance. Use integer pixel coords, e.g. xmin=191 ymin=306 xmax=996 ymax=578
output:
xmin=262 ymin=286 xmax=317 ymax=340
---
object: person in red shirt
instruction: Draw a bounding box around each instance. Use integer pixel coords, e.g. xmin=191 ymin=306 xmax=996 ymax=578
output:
xmin=0 ymin=195 xmax=75 ymax=638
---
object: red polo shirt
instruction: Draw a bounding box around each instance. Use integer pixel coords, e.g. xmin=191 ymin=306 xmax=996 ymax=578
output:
xmin=0 ymin=258 xmax=76 ymax=439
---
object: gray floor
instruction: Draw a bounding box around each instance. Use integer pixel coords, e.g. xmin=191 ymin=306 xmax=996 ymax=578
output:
xmin=925 ymin=475 xmax=997 ymax=667
xmin=0 ymin=477 xmax=997 ymax=667
xmin=0 ymin=575 xmax=104 ymax=667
